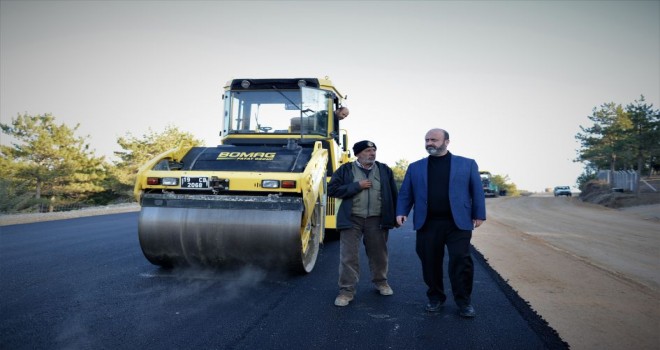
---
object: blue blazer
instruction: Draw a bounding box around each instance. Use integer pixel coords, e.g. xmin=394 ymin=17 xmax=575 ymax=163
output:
xmin=396 ymin=153 xmax=486 ymax=231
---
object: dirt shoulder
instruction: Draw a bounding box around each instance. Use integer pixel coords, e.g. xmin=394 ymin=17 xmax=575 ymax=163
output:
xmin=473 ymin=195 xmax=659 ymax=350
xmin=579 ymin=180 xmax=660 ymax=209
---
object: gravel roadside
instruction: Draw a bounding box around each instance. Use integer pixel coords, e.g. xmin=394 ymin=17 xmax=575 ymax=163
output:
xmin=0 ymin=203 xmax=141 ymax=226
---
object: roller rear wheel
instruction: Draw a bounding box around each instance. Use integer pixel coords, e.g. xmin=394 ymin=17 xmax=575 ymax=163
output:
xmin=293 ymin=199 xmax=324 ymax=274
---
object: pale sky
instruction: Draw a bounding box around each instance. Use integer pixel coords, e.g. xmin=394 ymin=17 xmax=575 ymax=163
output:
xmin=2 ymin=0 xmax=658 ymax=192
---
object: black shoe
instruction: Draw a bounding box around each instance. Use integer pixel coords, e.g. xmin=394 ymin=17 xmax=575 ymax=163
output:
xmin=459 ymin=304 xmax=476 ymax=318
xmin=425 ymin=301 xmax=443 ymax=312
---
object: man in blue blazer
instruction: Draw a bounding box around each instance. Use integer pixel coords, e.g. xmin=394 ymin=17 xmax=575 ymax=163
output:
xmin=396 ymin=128 xmax=486 ymax=318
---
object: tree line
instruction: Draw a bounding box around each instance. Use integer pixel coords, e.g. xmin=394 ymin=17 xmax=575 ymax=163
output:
xmin=1 ymin=114 xmax=202 ymax=213
xmin=575 ymin=95 xmax=660 ymax=189
xmin=1 ymin=113 xmax=522 ymax=214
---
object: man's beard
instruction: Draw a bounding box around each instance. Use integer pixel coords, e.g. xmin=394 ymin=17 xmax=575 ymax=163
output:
xmin=359 ymin=156 xmax=376 ymax=166
xmin=426 ymin=145 xmax=445 ymax=155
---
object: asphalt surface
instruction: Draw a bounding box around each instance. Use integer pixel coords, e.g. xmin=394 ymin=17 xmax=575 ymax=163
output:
xmin=0 ymin=212 xmax=567 ymax=349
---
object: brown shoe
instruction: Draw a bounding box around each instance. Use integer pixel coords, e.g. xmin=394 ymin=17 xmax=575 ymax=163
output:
xmin=375 ymin=283 xmax=394 ymax=296
xmin=334 ymin=294 xmax=354 ymax=307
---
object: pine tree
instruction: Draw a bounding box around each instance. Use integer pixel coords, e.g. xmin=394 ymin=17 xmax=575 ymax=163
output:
xmin=113 ymin=125 xmax=203 ymax=194
xmin=625 ymin=95 xmax=660 ymax=178
xmin=576 ymin=102 xmax=632 ymax=172
xmin=1 ymin=113 xmax=108 ymax=211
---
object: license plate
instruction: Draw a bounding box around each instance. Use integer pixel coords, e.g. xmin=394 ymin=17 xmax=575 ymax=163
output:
xmin=181 ymin=177 xmax=209 ymax=189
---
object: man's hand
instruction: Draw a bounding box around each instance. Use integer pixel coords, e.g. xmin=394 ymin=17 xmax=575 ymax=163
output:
xmin=358 ymin=179 xmax=372 ymax=189
xmin=473 ymin=219 xmax=484 ymax=228
xmin=396 ymin=215 xmax=407 ymax=226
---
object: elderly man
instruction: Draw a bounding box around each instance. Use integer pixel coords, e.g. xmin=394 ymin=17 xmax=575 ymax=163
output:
xmin=328 ymin=140 xmax=399 ymax=307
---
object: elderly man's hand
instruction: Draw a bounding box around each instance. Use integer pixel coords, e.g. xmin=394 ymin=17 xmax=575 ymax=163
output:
xmin=358 ymin=180 xmax=372 ymax=189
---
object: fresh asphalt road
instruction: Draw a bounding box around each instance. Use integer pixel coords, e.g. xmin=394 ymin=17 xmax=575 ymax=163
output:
xmin=0 ymin=212 xmax=567 ymax=350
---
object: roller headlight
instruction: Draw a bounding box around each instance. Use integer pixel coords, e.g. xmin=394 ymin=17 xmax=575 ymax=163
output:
xmin=261 ymin=180 xmax=280 ymax=188
xmin=161 ymin=177 xmax=178 ymax=186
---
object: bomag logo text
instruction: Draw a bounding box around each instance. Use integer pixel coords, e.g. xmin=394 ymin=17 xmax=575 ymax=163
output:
xmin=217 ymin=152 xmax=276 ymax=161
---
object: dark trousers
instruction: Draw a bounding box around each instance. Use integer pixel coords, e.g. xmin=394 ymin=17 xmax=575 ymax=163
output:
xmin=416 ymin=218 xmax=474 ymax=307
xmin=338 ymin=216 xmax=389 ymax=296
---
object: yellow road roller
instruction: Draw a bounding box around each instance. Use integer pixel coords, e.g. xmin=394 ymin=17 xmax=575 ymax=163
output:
xmin=134 ymin=78 xmax=351 ymax=273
